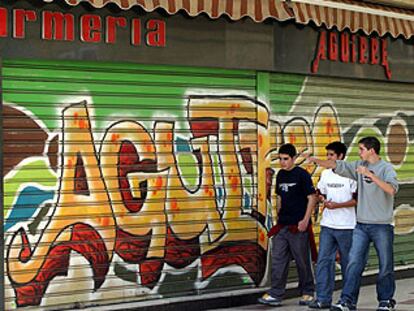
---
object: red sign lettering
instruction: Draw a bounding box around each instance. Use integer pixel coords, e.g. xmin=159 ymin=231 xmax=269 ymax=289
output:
xmin=106 ymin=16 xmax=127 ymax=44
xmin=359 ymin=36 xmax=368 ymax=64
xmin=146 ymin=20 xmax=166 ymax=47
xmin=381 ymin=39 xmax=392 ymax=79
xmin=311 ymin=30 xmax=327 ymax=74
xmin=370 ymin=38 xmax=380 ymax=65
xmin=0 ymin=7 xmax=7 ymax=37
xmin=42 ymin=11 xmax=74 ymax=41
xmin=13 ymin=9 xmax=37 ymax=39
xmin=311 ymin=29 xmax=392 ymax=80
xmin=329 ymin=31 xmax=338 ymax=61
xmin=81 ymin=15 xmax=102 ymax=43
xmin=351 ymin=34 xmax=358 ymax=63
xmin=131 ymin=18 xmax=141 ymax=46
xmin=0 ymin=7 xmax=168 ymax=49
xmin=340 ymin=32 xmax=349 ymax=63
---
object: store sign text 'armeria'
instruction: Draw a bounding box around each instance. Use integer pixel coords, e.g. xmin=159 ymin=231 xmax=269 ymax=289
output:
xmin=311 ymin=29 xmax=391 ymax=79
xmin=0 ymin=8 xmax=166 ymax=47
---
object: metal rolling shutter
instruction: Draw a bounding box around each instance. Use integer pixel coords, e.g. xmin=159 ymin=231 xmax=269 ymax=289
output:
xmin=266 ymin=72 xmax=414 ymax=278
xmin=2 ymin=59 xmax=267 ymax=310
xmin=3 ymin=58 xmax=414 ymax=310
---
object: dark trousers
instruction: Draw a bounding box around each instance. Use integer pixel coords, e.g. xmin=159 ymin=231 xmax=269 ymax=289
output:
xmin=268 ymin=226 xmax=315 ymax=299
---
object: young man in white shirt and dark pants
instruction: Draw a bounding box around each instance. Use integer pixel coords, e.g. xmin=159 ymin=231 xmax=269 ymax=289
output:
xmin=309 ymin=142 xmax=357 ymax=309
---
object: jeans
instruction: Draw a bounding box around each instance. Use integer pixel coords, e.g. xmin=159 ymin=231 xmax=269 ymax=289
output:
xmin=315 ymin=226 xmax=353 ymax=304
xmin=269 ymin=226 xmax=314 ymax=299
xmin=340 ymin=223 xmax=395 ymax=305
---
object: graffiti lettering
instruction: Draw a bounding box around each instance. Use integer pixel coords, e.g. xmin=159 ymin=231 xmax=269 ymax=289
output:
xmin=10 ymin=95 xmax=405 ymax=308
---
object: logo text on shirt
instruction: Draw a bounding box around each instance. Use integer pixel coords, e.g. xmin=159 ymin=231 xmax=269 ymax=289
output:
xmin=279 ymin=183 xmax=297 ymax=192
xmin=327 ymin=183 xmax=344 ymax=188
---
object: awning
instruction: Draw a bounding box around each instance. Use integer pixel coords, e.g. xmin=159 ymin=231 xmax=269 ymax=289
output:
xmin=47 ymin=0 xmax=294 ymax=22
xmin=289 ymin=0 xmax=414 ymax=39
xmin=43 ymin=0 xmax=414 ymax=39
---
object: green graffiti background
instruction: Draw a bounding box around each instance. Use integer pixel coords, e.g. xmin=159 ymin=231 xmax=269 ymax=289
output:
xmin=2 ymin=59 xmax=414 ymax=310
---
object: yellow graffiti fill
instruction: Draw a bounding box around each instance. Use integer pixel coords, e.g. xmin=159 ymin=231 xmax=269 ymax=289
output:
xmin=155 ymin=121 xmax=224 ymax=242
xmin=188 ymin=98 xmax=270 ymax=252
xmin=100 ymin=121 xmax=167 ymax=258
xmin=8 ymin=102 xmax=116 ymax=284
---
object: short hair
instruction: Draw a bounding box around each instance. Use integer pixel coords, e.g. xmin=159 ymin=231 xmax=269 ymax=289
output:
xmin=326 ymin=141 xmax=347 ymax=158
xmin=358 ymin=136 xmax=381 ymax=154
xmin=278 ymin=143 xmax=297 ymax=158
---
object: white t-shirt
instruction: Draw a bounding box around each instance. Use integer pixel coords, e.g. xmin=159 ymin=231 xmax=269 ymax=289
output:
xmin=317 ymin=169 xmax=357 ymax=229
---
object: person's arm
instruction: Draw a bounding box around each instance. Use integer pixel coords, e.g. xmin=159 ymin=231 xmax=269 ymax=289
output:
xmin=317 ymin=190 xmax=326 ymax=203
xmin=324 ymin=198 xmax=357 ymax=209
xmin=356 ymin=166 xmax=398 ymax=196
xmin=276 ymin=195 xmax=282 ymax=213
xmin=307 ymin=153 xmax=359 ymax=181
xmin=316 ymin=173 xmax=327 ymax=202
xmin=307 ymin=155 xmax=337 ymax=169
xmin=298 ymin=193 xmax=317 ymax=232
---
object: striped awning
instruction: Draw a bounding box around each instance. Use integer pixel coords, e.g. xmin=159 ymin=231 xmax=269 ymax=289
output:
xmin=48 ymin=0 xmax=294 ymax=22
xmin=44 ymin=0 xmax=414 ymax=39
xmin=289 ymin=0 xmax=414 ymax=39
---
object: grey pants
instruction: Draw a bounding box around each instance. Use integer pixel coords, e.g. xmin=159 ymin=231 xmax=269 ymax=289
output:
xmin=268 ymin=226 xmax=315 ymax=299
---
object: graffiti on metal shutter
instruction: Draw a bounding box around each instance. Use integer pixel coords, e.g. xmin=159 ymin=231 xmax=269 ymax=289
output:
xmin=3 ymin=64 xmax=414 ymax=309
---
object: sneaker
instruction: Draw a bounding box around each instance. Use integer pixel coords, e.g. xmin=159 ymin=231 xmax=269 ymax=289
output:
xmin=257 ymin=293 xmax=282 ymax=306
xmin=308 ymin=299 xmax=331 ymax=309
xmin=299 ymin=294 xmax=314 ymax=306
xmin=330 ymin=301 xmax=356 ymax=311
xmin=377 ymin=299 xmax=396 ymax=311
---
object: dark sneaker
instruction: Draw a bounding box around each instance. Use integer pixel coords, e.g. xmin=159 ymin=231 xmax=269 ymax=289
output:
xmin=377 ymin=299 xmax=396 ymax=311
xmin=257 ymin=293 xmax=282 ymax=306
xmin=308 ymin=299 xmax=331 ymax=309
xmin=330 ymin=301 xmax=357 ymax=311
xmin=299 ymin=294 xmax=314 ymax=305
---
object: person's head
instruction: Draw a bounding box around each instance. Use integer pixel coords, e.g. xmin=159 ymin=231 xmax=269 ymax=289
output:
xmin=325 ymin=141 xmax=347 ymax=161
xmin=278 ymin=143 xmax=296 ymax=170
xmin=358 ymin=136 xmax=381 ymax=161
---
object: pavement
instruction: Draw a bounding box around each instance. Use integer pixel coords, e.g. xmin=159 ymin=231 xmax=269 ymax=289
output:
xmin=209 ymin=278 xmax=414 ymax=311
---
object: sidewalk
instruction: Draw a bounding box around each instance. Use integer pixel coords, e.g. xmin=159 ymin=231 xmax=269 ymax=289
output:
xmin=209 ymin=278 xmax=414 ymax=311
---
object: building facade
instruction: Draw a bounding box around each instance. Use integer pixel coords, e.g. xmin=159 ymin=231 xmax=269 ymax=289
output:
xmin=1 ymin=0 xmax=414 ymax=310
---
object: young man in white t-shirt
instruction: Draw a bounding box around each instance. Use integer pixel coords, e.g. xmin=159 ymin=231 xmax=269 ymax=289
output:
xmin=309 ymin=142 xmax=357 ymax=309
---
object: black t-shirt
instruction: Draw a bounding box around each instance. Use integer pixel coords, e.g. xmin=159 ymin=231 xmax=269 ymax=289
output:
xmin=276 ymin=166 xmax=316 ymax=225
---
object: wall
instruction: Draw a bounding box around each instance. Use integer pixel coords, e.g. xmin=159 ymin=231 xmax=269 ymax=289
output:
xmin=2 ymin=59 xmax=414 ymax=310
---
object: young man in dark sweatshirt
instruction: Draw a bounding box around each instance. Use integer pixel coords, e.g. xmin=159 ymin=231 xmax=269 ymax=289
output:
xmin=259 ymin=143 xmax=317 ymax=307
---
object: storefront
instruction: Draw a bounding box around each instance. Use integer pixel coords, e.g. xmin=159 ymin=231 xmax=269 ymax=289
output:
xmin=1 ymin=0 xmax=413 ymax=310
